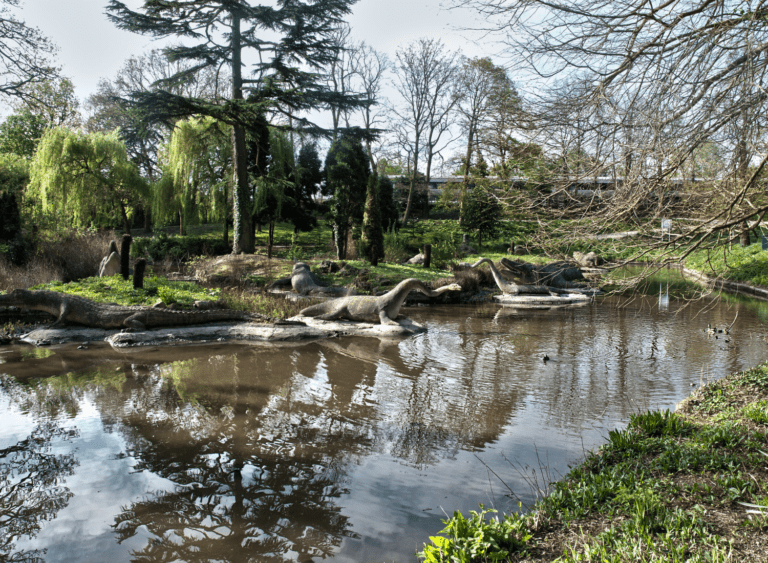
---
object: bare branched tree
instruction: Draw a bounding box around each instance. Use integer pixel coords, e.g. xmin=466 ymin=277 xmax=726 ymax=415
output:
xmin=325 ymin=25 xmax=356 ymax=139
xmin=392 ymin=38 xmax=459 ymax=225
xmin=0 ymin=0 xmax=58 ymax=104
xmin=349 ymin=42 xmax=389 ymax=167
xmin=453 ymin=0 xmax=768 ymax=269
xmin=455 ymin=57 xmax=521 ymax=184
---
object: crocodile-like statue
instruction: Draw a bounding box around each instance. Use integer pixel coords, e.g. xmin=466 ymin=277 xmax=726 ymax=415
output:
xmin=270 ymin=262 xmax=354 ymax=296
xmin=299 ymin=279 xmax=462 ymax=325
xmin=472 ymin=258 xmax=597 ymax=295
xmin=0 ymin=289 xmax=293 ymax=331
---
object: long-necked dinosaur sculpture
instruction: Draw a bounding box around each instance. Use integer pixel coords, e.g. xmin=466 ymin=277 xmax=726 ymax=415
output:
xmin=299 ymin=279 xmax=461 ymax=325
xmin=0 ymin=289 xmax=293 ymax=331
xmin=471 ymin=258 xmax=598 ymax=295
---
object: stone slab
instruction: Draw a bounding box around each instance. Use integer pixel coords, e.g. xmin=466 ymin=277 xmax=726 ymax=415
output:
xmin=20 ymin=317 xmax=426 ymax=349
xmin=493 ymin=293 xmax=592 ymax=308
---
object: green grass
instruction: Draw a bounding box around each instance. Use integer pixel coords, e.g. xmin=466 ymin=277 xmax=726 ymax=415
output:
xmin=29 ymin=275 xmax=220 ymax=308
xmin=419 ymin=365 xmax=768 ymax=562
xmin=685 ymin=241 xmax=768 ymax=286
xmin=323 ymin=260 xmax=453 ymax=285
xmin=21 ymin=272 xmax=308 ymax=319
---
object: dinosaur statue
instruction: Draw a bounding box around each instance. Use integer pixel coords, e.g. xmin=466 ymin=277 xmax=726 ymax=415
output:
xmin=573 ymin=251 xmax=604 ymax=268
xmin=470 ymin=258 xmax=550 ymax=295
xmin=269 ymin=262 xmax=355 ymax=296
xmin=299 ymin=279 xmax=462 ymax=325
xmin=0 ymin=289 xmax=298 ymax=331
xmin=98 ymin=240 xmax=120 ymax=277
xmin=472 ymin=258 xmax=597 ymax=295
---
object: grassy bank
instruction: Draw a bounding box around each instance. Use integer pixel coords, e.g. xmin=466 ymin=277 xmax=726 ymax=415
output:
xmin=0 ymin=273 xmax=308 ymax=335
xmin=419 ymin=365 xmax=768 ymax=562
xmin=685 ymin=242 xmax=768 ymax=287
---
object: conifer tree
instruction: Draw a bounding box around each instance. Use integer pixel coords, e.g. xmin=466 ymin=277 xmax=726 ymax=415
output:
xmin=106 ymin=0 xmax=366 ymax=254
xmin=360 ymin=171 xmax=384 ymax=265
xmin=460 ymin=184 xmax=503 ymax=249
xmin=296 ymin=143 xmax=323 ymax=203
xmin=377 ymin=175 xmax=399 ymax=232
xmin=324 ymin=131 xmax=369 ymax=259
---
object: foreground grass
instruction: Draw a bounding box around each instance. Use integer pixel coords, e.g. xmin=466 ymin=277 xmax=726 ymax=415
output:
xmin=420 ymin=364 xmax=768 ymax=562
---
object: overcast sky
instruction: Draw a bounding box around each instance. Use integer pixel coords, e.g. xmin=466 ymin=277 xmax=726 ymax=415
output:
xmin=14 ymin=0 xmax=494 ymax=106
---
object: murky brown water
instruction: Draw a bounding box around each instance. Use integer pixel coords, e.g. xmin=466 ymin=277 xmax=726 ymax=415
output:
xmin=2 ymin=287 xmax=768 ymax=562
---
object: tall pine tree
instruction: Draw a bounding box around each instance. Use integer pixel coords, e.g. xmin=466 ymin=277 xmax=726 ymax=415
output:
xmin=360 ymin=171 xmax=384 ymax=265
xmin=324 ymin=131 xmax=369 ymax=259
xmin=106 ymin=0 xmax=366 ymax=253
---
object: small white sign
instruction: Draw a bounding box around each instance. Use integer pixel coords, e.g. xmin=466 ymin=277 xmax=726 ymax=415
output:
xmin=661 ymin=219 xmax=672 ymax=233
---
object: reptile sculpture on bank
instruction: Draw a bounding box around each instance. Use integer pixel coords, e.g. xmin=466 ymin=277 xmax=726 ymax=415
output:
xmin=0 ymin=289 xmax=296 ymax=332
xmin=270 ymin=262 xmax=355 ymax=296
xmin=299 ymin=278 xmax=462 ymax=325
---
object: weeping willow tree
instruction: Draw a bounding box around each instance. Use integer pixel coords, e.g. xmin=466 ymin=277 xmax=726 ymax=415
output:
xmin=253 ymin=128 xmax=295 ymax=259
xmin=156 ymin=116 xmax=232 ymax=239
xmin=28 ymin=127 xmax=148 ymax=233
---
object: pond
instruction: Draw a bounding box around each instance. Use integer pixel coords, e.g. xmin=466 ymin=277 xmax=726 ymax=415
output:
xmin=2 ymin=278 xmax=768 ymax=562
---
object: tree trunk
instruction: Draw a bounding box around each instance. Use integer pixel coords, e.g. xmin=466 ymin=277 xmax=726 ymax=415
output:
xmin=223 ymin=181 xmax=229 ymax=245
xmin=402 ymin=139 xmax=420 ymax=226
xmin=463 ymin=124 xmax=475 ymax=181
xmin=133 ymin=258 xmax=146 ymax=289
xmin=267 ymin=220 xmax=275 ymax=259
xmin=230 ymin=12 xmax=254 ymax=254
xmin=141 ymin=144 xmax=153 ymax=233
xmin=119 ymin=201 xmax=131 ymax=236
xmin=462 ymin=123 xmax=475 ymax=211
xmin=120 ymin=234 xmax=132 ymax=281
xmin=334 ymin=223 xmax=346 ymax=259
xmin=740 ymin=221 xmax=750 ymax=247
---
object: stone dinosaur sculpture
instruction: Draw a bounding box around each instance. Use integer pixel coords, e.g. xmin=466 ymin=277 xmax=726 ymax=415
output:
xmin=99 ymin=240 xmax=120 ymax=277
xmin=501 ymin=257 xmax=587 ymax=287
xmin=299 ymin=279 xmax=462 ymax=325
xmin=472 ymin=258 xmax=597 ymax=295
xmin=0 ymin=289 xmax=297 ymax=332
xmin=471 ymin=258 xmax=551 ymax=295
xmin=573 ymin=251 xmax=604 ymax=268
xmin=270 ymin=262 xmax=355 ymax=296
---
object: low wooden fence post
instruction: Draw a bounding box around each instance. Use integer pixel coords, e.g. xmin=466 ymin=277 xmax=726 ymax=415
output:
xmin=120 ymin=234 xmax=132 ymax=280
xmin=133 ymin=258 xmax=146 ymax=289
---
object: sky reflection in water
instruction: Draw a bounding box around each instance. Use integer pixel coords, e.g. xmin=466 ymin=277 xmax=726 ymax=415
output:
xmin=1 ymin=289 xmax=768 ymax=562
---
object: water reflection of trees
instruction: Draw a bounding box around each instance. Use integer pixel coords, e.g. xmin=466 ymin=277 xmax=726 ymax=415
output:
xmin=108 ymin=354 xmax=358 ymax=562
xmin=114 ymin=452 xmax=351 ymax=562
xmin=385 ymin=325 xmax=530 ymax=465
xmin=0 ymin=378 xmax=79 ymax=563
